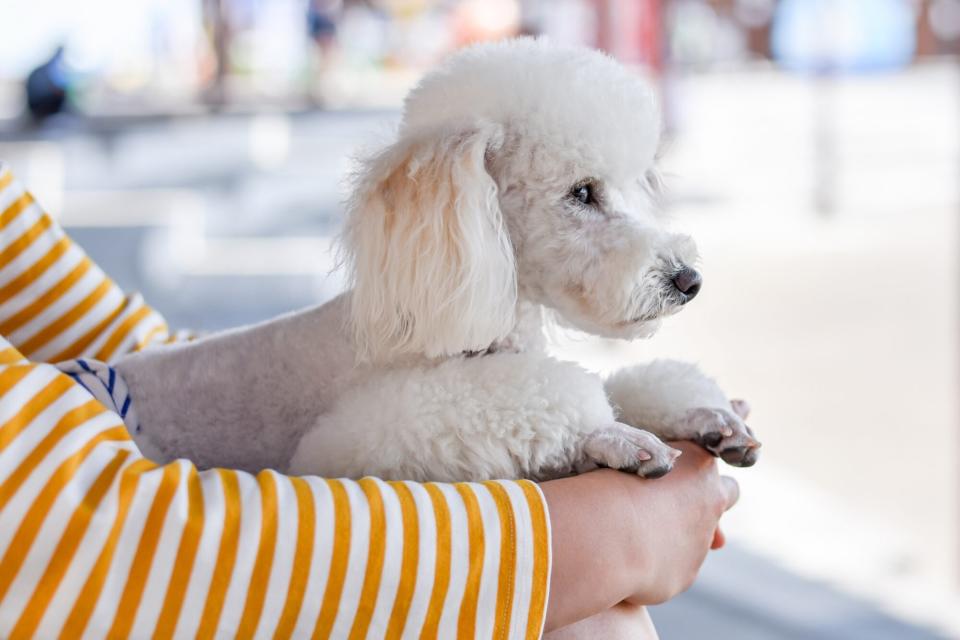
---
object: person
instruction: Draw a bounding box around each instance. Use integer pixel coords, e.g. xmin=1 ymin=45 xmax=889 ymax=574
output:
xmin=25 ymin=47 xmax=69 ymax=121
xmin=0 ymin=163 xmax=738 ymax=638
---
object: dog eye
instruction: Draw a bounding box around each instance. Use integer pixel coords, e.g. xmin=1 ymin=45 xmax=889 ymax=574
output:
xmin=570 ymin=183 xmax=596 ymax=206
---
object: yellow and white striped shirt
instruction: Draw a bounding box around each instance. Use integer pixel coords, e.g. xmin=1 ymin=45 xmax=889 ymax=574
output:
xmin=0 ymin=164 xmax=551 ymax=639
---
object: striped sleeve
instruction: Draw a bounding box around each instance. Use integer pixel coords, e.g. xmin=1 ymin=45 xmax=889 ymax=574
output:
xmin=0 ymin=163 xmax=552 ymax=638
xmin=0 ymin=165 xmax=175 ymax=362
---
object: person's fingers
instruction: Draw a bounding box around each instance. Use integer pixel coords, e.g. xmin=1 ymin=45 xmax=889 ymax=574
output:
xmin=719 ymin=475 xmax=740 ymax=511
xmin=711 ymin=526 xmax=726 ymax=550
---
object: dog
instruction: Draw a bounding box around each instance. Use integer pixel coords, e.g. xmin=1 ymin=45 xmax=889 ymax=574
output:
xmin=115 ymin=38 xmax=760 ymax=482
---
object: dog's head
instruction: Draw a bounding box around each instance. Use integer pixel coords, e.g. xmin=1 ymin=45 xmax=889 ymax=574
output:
xmin=343 ymin=38 xmax=699 ymax=360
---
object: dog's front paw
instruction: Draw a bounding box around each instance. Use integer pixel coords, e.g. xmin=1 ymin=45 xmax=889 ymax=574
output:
xmin=583 ymin=423 xmax=682 ymax=479
xmin=681 ymin=406 xmax=761 ymax=467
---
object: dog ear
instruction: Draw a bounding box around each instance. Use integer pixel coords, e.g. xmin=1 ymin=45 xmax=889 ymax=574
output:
xmin=342 ymin=122 xmax=517 ymax=360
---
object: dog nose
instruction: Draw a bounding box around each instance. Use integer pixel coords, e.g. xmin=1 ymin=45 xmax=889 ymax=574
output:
xmin=672 ymin=267 xmax=702 ymax=302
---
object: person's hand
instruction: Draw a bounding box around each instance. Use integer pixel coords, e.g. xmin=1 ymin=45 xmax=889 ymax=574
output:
xmin=540 ymin=442 xmax=739 ymax=631
xmin=620 ymin=441 xmax=739 ymax=604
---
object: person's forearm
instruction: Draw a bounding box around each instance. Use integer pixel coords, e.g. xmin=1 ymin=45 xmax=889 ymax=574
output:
xmin=544 ymin=602 xmax=660 ymax=640
xmin=0 ymin=348 xmax=554 ymax=639
xmin=540 ymin=470 xmax=640 ymax=631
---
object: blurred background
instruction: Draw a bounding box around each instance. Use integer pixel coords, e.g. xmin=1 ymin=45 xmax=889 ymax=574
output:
xmin=1 ymin=0 xmax=958 ymax=637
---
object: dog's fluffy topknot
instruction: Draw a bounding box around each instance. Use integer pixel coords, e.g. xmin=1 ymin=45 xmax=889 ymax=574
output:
xmin=400 ymin=37 xmax=662 ymax=180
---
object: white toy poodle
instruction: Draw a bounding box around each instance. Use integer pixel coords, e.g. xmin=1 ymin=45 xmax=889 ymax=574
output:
xmin=116 ymin=38 xmax=760 ymax=482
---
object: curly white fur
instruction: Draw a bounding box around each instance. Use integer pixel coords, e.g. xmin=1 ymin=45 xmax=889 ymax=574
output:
xmin=116 ymin=38 xmax=759 ymax=483
xmin=290 ymin=353 xmax=614 ymax=482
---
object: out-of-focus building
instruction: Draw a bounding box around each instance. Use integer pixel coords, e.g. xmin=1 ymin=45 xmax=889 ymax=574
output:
xmin=3 ymin=0 xmax=958 ymax=117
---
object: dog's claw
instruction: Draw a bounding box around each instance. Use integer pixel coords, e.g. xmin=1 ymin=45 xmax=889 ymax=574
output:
xmin=682 ymin=407 xmax=762 ymax=467
xmin=720 ymin=445 xmax=760 ymax=467
xmin=631 ymin=444 xmax=683 ymax=479
xmin=699 ymin=431 xmax=724 ymax=448
xmin=584 ymin=423 xmax=679 ymax=479
xmin=640 ymin=464 xmax=672 ymax=479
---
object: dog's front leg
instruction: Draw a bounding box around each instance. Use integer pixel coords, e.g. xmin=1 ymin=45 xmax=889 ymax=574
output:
xmin=605 ymin=360 xmax=761 ymax=467
xmin=288 ymin=353 xmax=680 ymax=481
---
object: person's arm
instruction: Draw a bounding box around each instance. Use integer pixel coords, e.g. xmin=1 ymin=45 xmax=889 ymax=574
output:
xmin=0 ymin=165 xmax=174 ymax=363
xmin=0 ymin=165 xmax=552 ymax=638
xmin=0 ymin=341 xmax=552 ymax=638
xmin=541 ymin=442 xmax=739 ymax=632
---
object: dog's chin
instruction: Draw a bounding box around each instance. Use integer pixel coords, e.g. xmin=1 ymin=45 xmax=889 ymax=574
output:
xmin=617 ymin=317 xmax=664 ymax=339
xmin=546 ymin=290 xmax=686 ymax=340
xmin=553 ymin=309 xmax=666 ymax=341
